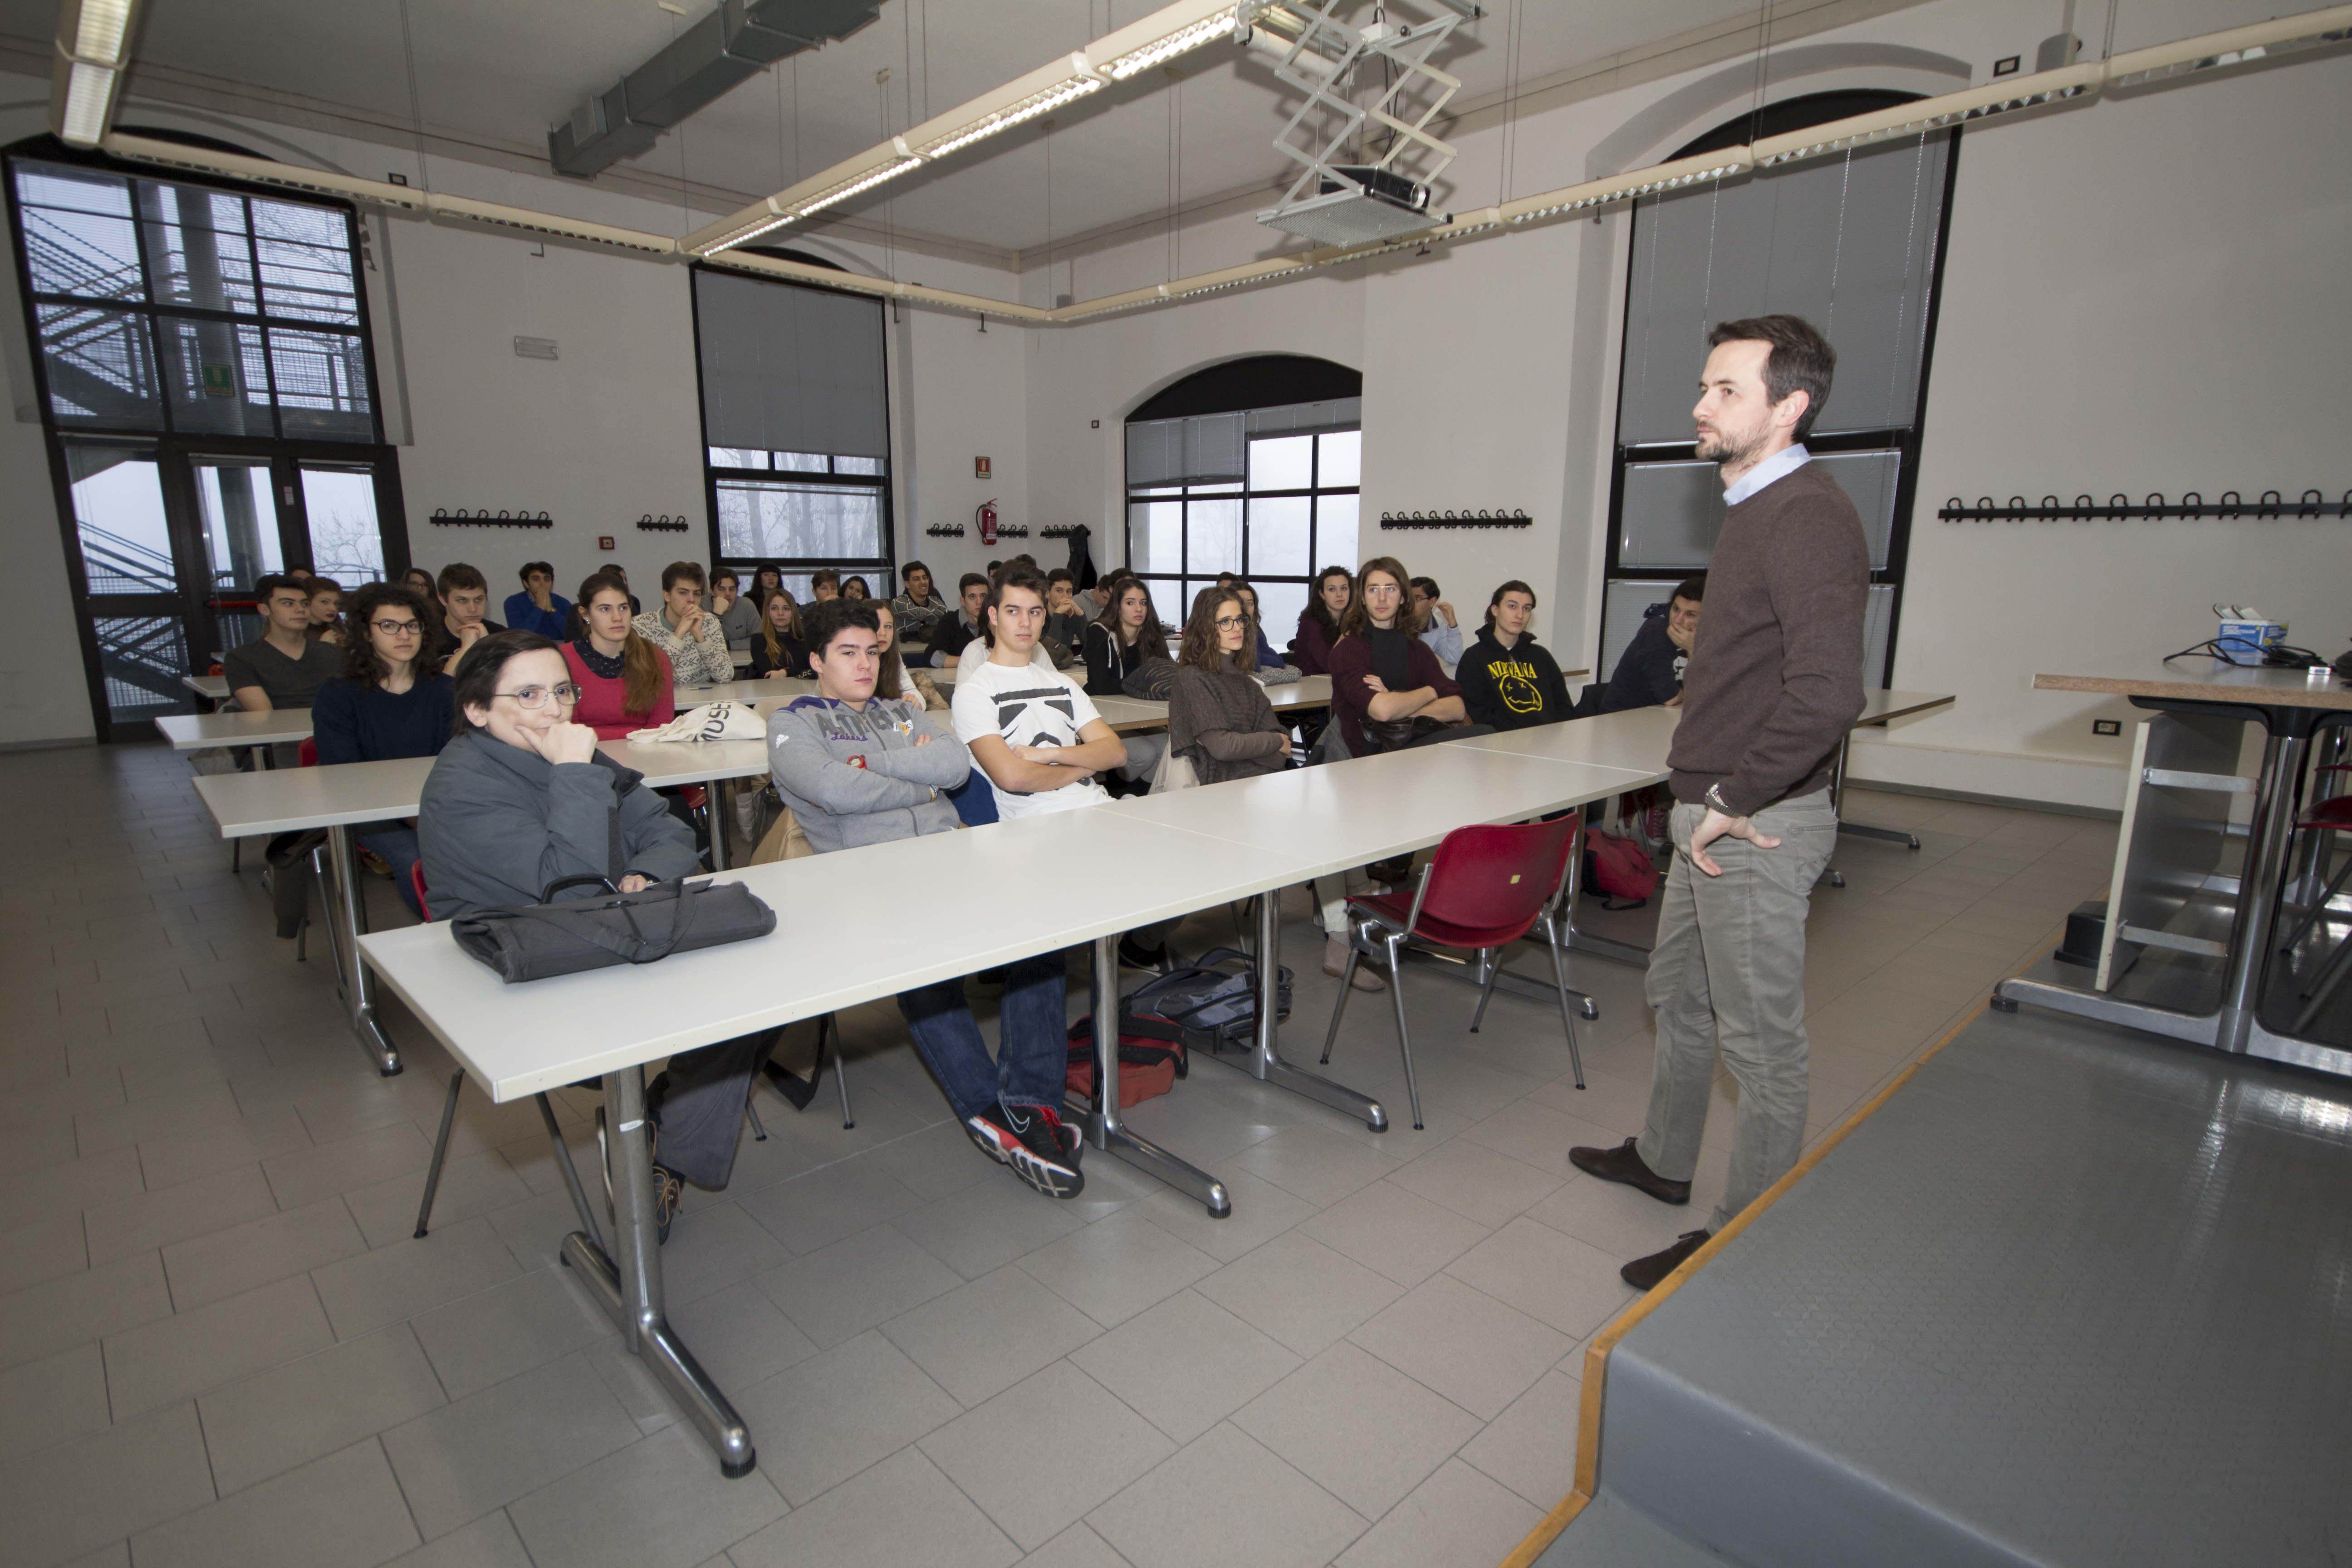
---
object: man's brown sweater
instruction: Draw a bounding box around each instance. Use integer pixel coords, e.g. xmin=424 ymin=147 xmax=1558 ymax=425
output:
xmin=1666 ymin=460 xmax=1868 ymax=815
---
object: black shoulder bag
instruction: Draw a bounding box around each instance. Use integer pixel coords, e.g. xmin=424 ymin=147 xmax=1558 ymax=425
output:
xmin=451 ymin=873 xmax=777 ymax=983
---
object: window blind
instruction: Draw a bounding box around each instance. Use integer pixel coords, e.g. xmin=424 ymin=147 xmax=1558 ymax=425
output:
xmin=694 ymin=270 xmax=888 ymax=460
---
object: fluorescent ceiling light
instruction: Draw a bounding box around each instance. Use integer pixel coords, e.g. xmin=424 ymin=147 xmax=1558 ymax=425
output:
xmin=71 ymin=0 xmax=132 ymax=61
xmin=1751 ymin=62 xmax=2102 ymax=166
xmin=2105 ymin=4 xmax=2352 ymax=88
xmin=58 ymin=61 xmax=114 ymax=146
xmin=792 ymin=150 xmax=924 ymax=218
xmin=1099 ymin=5 xmax=1237 ymax=79
xmin=911 ymin=71 xmax=1101 ymax=161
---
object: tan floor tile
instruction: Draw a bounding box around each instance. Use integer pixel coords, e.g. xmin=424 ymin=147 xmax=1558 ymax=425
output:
xmin=343 ymin=1147 xmax=533 ymax=1250
xmin=1445 ymin=1215 xmax=1640 ymax=1339
xmin=1069 ymin=1289 xmax=1301 ymax=1445
xmin=882 ymin=1263 xmax=1102 ymax=1409
xmin=104 ymin=1272 xmax=335 ymax=1420
xmin=729 ymin=1445 xmax=1018 ymax=1568
xmin=1298 ymin=1177 xmax=1493 ymax=1287
xmin=1015 ymin=1522 xmax=1132 ymax=1568
xmin=379 ymin=1512 xmax=535 ymax=1568
xmin=1350 ymin=1271 xmax=1572 ymax=1421
xmin=129 ymin=1438 xmax=420 ymax=1568
xmin=1334 ymin=1457 xmax=1547 ymax=1568
xmin=729 ymin=1329 xmax=961 ymax=1505
xmin=735 ymin=1155 xmax=928 ymax=1256
xmin=261 ymin=1121 xmax=436 ymax=1210
xmin=1088 ymin=1422 xmax=1366 ymax=1568
xmin=84 ymin=1163 xmax=280 ymax=1266
xmin=663 ymin=1279 xmax=818 ymax=1396
xmin=199 ymin=1325 xmax=450 ymax=1495
xmin=136 ymin=1103 xmax=313 ymax=1191
xmin=507 ymin=1424 xmax=789 ymax=1568
xmin=1460 ymin=1367 xmax=1586 ymax=1510
xmin=892 ymin=1171 xmax=1093 ymax=1281
xmin=755 ymin=1222 xmax=965 ymax=1350
xmin=1235 ymin=1339 xmax=1481 ymax=1517
xmin=1132 ymin=1167 xmax=1315 ymax=1263
xmin=0 ymin=1401 xmax=216 ymax=1566
xmin=1015 ymin=1206 xmax=1220 ymax=1328
xmin=162 ymin=1196 xmax=368 ymax=1312
xmin=1227 ymin=1122 xmax=1401 ymax=1208
xmin=0 ymin=1341 xmax=111 ymax=1461
xmin=922 ymin=1360 xmax=1176 ymax=1548
xmin=410 ymin=1266 xmax=615 ymax=1401
xmin=381 ymin=1352 xmax=643 ymax=1540
xmin=309 ymin=1215 xmax=524 ymax=1341
xmin=0 ymin=1210 xmax=91 ymax=1300
xmin=0 ymin=1250 xmax=173 ymax=1374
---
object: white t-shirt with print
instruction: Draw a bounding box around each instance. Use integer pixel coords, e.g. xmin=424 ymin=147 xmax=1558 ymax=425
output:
xmin=951 ymin=655 xmax=1112 ymax=819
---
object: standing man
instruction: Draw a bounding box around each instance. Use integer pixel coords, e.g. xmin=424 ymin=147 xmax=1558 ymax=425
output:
xmin=634 ymin=562 xmax=735 ymax=686
xmin=1569 ymin=316 xmax=1866 ymax=1290
xmin=770 ymin=597 xmax=1086 ymax=1196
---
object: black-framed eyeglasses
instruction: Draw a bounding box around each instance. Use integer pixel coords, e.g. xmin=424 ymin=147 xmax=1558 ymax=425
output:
xmin=1214 ymin=615 xmax=1248 ymax=630
xmin=494 ymin=683 xmax=583 ymax=710
xmin=371 ymin=619 xmax=422 ymax=636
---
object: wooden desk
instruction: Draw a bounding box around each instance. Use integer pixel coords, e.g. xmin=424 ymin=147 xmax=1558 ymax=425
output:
xmin=1997 ymin=657 xmax=2352 ymax=1074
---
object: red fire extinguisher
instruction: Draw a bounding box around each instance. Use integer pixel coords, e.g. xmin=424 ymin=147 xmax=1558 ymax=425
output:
xmin=976 ymin=499 xmax=998 ymax=548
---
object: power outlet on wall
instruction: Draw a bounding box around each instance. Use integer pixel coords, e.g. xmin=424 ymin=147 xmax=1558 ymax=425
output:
xmin=2093 ymin=720 xmax=2122 ymax=736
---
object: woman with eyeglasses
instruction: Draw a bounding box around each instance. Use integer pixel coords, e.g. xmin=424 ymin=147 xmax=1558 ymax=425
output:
xmin=310 ymin=583 xmax=453 ymax=917
xmin=420 ymin=631 xmax=747 ymax=1243
xmin=1169 ymin=588 xmax=1292 ymax=787
xmin=562 ymin=570 xmax=675 ymax=738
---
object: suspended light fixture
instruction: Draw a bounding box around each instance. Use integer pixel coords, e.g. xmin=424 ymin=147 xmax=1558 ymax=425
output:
xmin=51 ymin=0 xmax=141 ymax=148
xmin=1099 ymin=5 xmax=1238 ymax=79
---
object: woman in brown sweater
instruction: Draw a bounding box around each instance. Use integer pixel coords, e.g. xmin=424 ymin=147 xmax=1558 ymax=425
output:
xmin=1168 ymin=587 xmax=1292 ymax=786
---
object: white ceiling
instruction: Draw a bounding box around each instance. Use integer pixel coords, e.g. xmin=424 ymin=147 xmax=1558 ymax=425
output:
xmin=4 ymin=0 xmax=1784 ymax=255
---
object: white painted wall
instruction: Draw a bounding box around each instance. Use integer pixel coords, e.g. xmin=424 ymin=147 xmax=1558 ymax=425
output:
xmin=0 ymin=229 xmax=95 ymax=747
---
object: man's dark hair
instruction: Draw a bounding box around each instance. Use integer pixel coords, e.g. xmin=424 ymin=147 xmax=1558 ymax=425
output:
xmin=985 ymin=562 xmax=1049 ymax=648
xmin=802 ymin=597 xmax=881 ymax=664
xmin=660 ymin=560 xmax=706 ymax=593
xmin=1411 ymin=575 xmax=1441 ymax=599
xmin=306 ymin=577 xmax=343 ymax=600
xmin=810 ymin=569 xmax=840 ymax=591
xmin=437 ymin=562 xmax=487 ymax=597
xmin=712 ymin=568 xmax=739 ymax=589
xmin=985 ymin=559 xmax=1002 ymax=575
xmin=902 ymin=559 xmax=931 ymax=584
xmin=1484 ymin=579 xmax=1537 ymax=624
xmin=339 ymin=584 xmax=429 ymax=685
xmin=254 ymin=573 xmax=307 ymax=603
xmin=1047 ymin=567 xmax=1075 ymax=588
xmin=519 ymin=561 xmax=554 ymax=583
xmin=450 ymin=630 xmax=560 ymax=734
xmin=1706 ymin=314 xmax=1835 ymax=440
xmin=1673 ymin=573 xmax=1706 ymax=604
xmin=957 ymin=572 xmax=989 ymax=595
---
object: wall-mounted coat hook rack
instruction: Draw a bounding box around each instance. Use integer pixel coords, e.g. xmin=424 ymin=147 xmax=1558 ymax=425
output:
xmin=636 ymin=513 xmax=691 ymax=532
xmin=1377 ymin=508 xmax=1533 ymax=529
xmin=1939 ymin=489 xmax=2349 ymax=522
xmin=430 ymin=508 xmax=553 ymax=528
xmin=924 ymin=524 xmax=968 ymax=538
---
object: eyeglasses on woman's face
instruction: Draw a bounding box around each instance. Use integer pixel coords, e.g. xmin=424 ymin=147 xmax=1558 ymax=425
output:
xmin=371 ymin=618 xmax=422 ymax=637
xmin=493 ymin=683 xmax=582 ymax=710
xmin=1213 ymin=614 xmax=1247 ymax=630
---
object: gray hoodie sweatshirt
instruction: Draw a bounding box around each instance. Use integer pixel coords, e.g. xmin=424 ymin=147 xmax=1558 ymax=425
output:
xmin=766 ymin=693 xmax=969 ymax=853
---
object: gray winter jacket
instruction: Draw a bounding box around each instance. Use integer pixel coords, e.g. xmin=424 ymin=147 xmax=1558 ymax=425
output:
xmin=418 ymin=726 xmax=700 ymax=920
xmin=766 ymin=693 xmax=968 ymax=853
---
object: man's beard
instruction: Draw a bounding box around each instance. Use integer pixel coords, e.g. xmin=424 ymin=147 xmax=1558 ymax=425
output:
xmin=1696 ymin=424 xmax=1766 ymax=469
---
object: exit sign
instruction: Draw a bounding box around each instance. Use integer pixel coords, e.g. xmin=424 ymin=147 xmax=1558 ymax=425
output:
xmin=201 ymin=363 xmax=235 ymax=397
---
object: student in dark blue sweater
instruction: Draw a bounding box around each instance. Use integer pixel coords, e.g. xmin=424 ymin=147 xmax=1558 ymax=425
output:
xmin=313 ymin=583 xmax=454 ymax=916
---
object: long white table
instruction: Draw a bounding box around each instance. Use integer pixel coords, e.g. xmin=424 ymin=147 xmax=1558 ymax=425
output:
xmin=686 ymin=674 xmax=1339 ymax=736
xmin=183 ymin=672 xmax=231 ymax=703
xmin=155 ymin=709 xmax=315 ymax=750
xmin=189 ymin=737 xmax=775 ymax=1076
xmin=356 ymin=726 xmax=1661 ymax=1476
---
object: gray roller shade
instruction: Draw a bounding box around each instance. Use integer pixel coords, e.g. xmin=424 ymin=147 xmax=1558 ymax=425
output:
xmin=1125 ymin=411 xmax=1245 ymax=486
xmin=695 ymin=270 xmax=888 ymax=459
xmin=1619 ymin=450 xmax=1901 ymax=570
xmin=1247 ymin=397 xmax=1362 ymax=438
xmin=1618 ymin=130 xmax=1949 ymax=445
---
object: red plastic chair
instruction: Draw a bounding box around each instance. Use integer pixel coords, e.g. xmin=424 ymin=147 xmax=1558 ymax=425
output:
xmin=410 ymin=862 xmax=432 ymax=921
xmin=1319 ymin=817 xmax=1585 ymax=1129
xmin=2280 ymin=795 xmax=2352 ymax=1031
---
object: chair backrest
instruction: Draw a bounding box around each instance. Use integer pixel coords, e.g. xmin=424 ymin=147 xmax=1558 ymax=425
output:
xmin=410 ymin=862 xmax=432 ymax=921
xmin=297 ymin=737 xmax=318 ymax=767
xmin=1573 ymin=682 xmax=1602 ymax=719
xmin=1415 ymin=816 xmax=1579 ymax=939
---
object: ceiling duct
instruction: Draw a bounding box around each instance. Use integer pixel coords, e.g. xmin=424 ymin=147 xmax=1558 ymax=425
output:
xmin=549 ymin=0 xmax=880 ymax=179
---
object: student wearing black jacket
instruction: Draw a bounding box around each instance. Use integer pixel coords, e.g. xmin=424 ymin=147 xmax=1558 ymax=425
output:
xmin=1458 ymin=579 xmax=1573 ymax=731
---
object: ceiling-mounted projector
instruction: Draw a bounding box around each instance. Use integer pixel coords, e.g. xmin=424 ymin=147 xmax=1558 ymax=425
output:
xmin=1259 ymin=166 xmax=1444 ymax=245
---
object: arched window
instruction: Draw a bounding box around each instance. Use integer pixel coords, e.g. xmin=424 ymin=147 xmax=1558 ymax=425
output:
xmin=1124 ymin=353 xmax=1361 ymax=640
xmin=1601 ymin=90 xmax=1955 ymax=690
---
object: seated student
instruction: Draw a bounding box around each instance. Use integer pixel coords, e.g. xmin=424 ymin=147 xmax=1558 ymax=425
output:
xmin=601 ymin=563 xmax=642 ymax=614
xmin=809 ymin=569 xmax=841 ymax=603
xmin=748 ymin=588 xmax=808 ymax=679
xmin=707 ymin=568 xmax=760 ymax=651
xmin=632 ymin=561 xmax=735 ymax=688
xmin=418 ymin=630 xmax=764 ymax=1238
xmin=1170 ymin=587 xmax=1292 ymax=786
xmin=562 ymin=570 xmax=674 ymax=739
xmin=769 ymin=599 xmax=1083 ymax=1196
xmin=1459 ymin=579 xmax=1573 ymax=731
xmin=1326 ymin=557 xmax=1469 ymax=756
xmin=752 ymin=563 xmax=784 ymax=603
xmin=1042 ymin=568 xmax=1087 ymax=661
xmin=1598 ymin=574 xmax=1704 ymax=714
xmin=953 ymin=564 xmax=1130 ymax=822
xmin=1410 ymin=576 xmax=1464 ymax=667
xmin=504 ymin=561 xmax=571 ymax=639
xmin=872 ymin=598 xmax=946 ymax=710
xmin=841 ymin=574 xmax=871 ymax=600
xmin=304 ymin=578 xmax=346 ymax=644
xmin=891 ymin=560 xmax=950 ymax=643
xmin=1081 ymin=578 xmax=1169 ymax=698
xmin=1235 ymin=583 xmax=1301 ymax=676
xmin=1292 ymin=564 xmax=1353 ymax=675
xmin=312 ymin=583 xmax=453 ymax=917
xmin=402 ymin=568 xmax=445 ymax=647
xmin=436 ymin=562 xmax=506 ymax=673
xmin=225 ymin=573 xmax=343 ymax=713
xmin=927 ymin=573 xmax=993 ymax=668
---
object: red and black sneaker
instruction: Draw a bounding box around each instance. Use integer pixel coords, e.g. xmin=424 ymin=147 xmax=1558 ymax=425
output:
xmin=966 ymin=1103 xmax=1085 ymax=1198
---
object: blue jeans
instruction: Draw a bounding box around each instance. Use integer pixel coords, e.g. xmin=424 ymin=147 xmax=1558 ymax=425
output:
xmin=355 ymin=824 xmax=424 ymax=918
xmin=897 ymin=951 xmax=1068 ymax=1123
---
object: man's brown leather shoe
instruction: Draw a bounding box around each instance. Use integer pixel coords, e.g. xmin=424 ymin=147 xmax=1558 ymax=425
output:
xmin=1567 ymin=1137 xmax=1690 ymax=1205
xmin=1622 ymin=1230 xmax=1710 ymax=1290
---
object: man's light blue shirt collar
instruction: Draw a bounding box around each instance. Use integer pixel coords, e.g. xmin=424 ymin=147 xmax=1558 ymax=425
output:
xmin=1721 ymin=443 xmax=1810 ymax=507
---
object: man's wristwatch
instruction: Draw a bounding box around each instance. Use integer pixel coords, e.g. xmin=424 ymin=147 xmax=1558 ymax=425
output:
xmin=1704 ymin=783 xmax=1735 ymax=816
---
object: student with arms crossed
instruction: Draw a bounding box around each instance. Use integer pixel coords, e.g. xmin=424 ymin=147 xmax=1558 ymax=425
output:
xmin=312 ymin=583 xmax=452 ymax=916
xmin=1458 ymin=580 xmax=1573 ymax=731
xmin=632 ymin=561 xmax=735 ymax=687
xmin=891 ymin=561 xmax=950 ymax=643
xmin=771 ymin=599 xmax=1084 ymax=1196
xmin=1042 ymin=568 xmax=1087 ymax=662
xmin=420 ymin=631 xmax=769 ymax=1239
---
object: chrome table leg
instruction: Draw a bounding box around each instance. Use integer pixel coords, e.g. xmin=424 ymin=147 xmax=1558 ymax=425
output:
xmin=1078 ymin=934 xmax=1229 ymax=1216
xmin=328 ymin=824 xmax=401 ymax=1076
xmin=1210 ymin=893 xmax=1388 ymax=1132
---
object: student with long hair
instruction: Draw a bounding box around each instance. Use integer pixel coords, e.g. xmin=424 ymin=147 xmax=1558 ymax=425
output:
xmin=313 ymin=583 xmax=453 ymax=917
xmin=1079 ymin=577 xmax=1171 ymax=789
xmin=1169 ymin=587 xmax=1290 ymax=786
xmin=561 ymin=570 xmax=674 ymax=738
xmin=749 ymin=588 xmax=808 ymax=679
xmin=872 ymin=598 xmax=947 ymax=710
xmin=1458 ymin=579 xmax=1573 ymax=731
xmin=1292 ymin=564 xmax=1354 ymax=675
xmin=1326 ymin=555 xmax=1466 ymax=756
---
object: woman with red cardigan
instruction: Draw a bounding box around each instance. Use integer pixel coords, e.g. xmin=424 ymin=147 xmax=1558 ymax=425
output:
xmin=562 ymin=570 xmax=675 ymax=739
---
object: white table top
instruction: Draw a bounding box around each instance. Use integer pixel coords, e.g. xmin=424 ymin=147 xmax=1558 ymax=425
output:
xmin=184 ymin=673 xmax=230 ymax=701
xmin=156 ymin=709 xmax=315 ymax=750
xmin=1453 ymin=706 xmax=1681 ymax=776
xmin=2034 ymin=657 xmax=2350 ymax=711
xmin=358 ymin=750 xmax=1648 ymax=1102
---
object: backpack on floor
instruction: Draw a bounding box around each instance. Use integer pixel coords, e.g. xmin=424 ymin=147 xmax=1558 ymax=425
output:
xmin=1066 ymin=1013 xmax=1187 ymax=1110
xmin=1583 ymin=828 xmax=1659 ymax=911
xmin=1126 ymin=946 xmax=1292 ymax=1053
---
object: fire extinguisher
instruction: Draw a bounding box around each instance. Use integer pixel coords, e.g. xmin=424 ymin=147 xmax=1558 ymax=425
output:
xmin=976 ymin=498 xmax=998 ymax=548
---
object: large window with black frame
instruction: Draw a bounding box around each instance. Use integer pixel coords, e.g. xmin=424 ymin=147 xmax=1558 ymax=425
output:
xmin=1122 ymin=355 xmax=1364 ymax=648
xmin=692 ymin=261 xmax=893 ymax=606
xmin=5 ymin=132 xmax=406 ymax=740
xmin=1600 ymin=92 xmax=1957 ymax=695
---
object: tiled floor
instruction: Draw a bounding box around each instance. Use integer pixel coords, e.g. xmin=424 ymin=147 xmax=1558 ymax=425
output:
xmin=0 ymin=741 xmax=2119 ymax=1568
